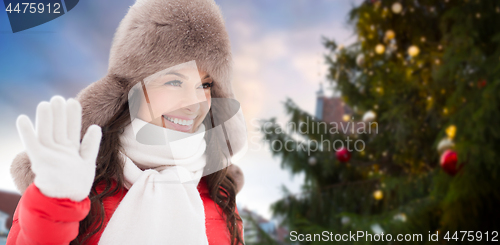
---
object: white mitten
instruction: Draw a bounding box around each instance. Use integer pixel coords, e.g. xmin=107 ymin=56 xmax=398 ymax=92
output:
xmin=16 ymin=96 xmax=102 ymax=202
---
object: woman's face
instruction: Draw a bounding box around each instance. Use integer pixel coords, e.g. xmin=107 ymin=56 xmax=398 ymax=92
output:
xmin=136 ymin=67 xmax=213 ymax=133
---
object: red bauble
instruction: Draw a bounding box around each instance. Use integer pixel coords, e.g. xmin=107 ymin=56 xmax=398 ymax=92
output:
xmin=440 ymin=150 xmax=462 ymax=176
xmin=336 ymin=147 xmax=351 ymax=162
xmin=477 ymin=79 xmax=487 ymax=88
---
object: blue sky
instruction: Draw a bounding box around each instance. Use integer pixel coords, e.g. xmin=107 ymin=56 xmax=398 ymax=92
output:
xmin=0 ymin=0 xmax=362 ymax=219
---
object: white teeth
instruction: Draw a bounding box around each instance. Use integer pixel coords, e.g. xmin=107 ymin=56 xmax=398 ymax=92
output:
xmin=164 ymin=116 xmax=194 ymax=126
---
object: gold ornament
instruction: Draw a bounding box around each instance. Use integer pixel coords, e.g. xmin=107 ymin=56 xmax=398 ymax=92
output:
xmin=385 ymin=30 xmax=396 ymax=40
xmin=373 ymin=190 xmax=383 ymax=200
xmin=446 ymin=125 xmax=457 ymax=139
xmin=408 ymin=45 xmax=420 ymax=57
xmin=375 ymin=44 xmax=385 ymax=54
xmin=392 ymin=2 xmax=403 ymax=14
xmin=343 ymin=114 xmax=351 ymax=122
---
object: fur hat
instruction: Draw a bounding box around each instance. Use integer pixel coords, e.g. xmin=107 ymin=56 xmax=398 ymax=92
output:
xmin=11 ymin=0 xmax=245 ymax=194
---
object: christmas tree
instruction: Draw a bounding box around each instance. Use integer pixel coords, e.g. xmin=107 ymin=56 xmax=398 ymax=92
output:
xmin=260 ymin=0 xmax=500 ymax=244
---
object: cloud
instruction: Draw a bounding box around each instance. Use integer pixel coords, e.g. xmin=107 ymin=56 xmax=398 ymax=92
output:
xmin=230 ymin=20 xmax=258 ymax=40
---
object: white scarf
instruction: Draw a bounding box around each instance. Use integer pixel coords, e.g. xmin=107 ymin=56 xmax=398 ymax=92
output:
xmin=98 ymin=118 xmax=209 ymax=245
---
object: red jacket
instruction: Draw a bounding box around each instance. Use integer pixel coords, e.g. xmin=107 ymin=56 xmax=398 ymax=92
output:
xmin=7 ymin=177 xmax=242 ymax=244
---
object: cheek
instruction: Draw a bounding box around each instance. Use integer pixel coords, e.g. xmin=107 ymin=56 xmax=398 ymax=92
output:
xmin=207 ymin=93 xmax=212 ymax=114
xmin=206 ymin=90 xmax=212 ymax=107
xmin=149 ymin=91 xmax=177 ymax=114
xmin=200 ymin=101 xmax=210 ymax=119
xmin=198 ymin=91 xmax=211 ymax=122
xmin=202 ymin=90 xmax=211 ymax=111
xmin=207 ymin=99 xmax=212 ymax=111
xmin=137 ymin=96 xmax=151 ymax=119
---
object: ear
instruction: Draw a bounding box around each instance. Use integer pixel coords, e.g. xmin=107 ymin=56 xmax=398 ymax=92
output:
xmin=10 ymin=151 xmax=35 ymax=194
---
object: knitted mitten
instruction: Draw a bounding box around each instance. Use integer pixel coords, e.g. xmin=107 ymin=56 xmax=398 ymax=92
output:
xmin=16 ymin=96 xmax=102 ymax=202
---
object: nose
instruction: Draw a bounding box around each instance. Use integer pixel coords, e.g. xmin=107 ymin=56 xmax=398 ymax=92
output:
xmin=179 ymin=87 xmax=206 ymax=113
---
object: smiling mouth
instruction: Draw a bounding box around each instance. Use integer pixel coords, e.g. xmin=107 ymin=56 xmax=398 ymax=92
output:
xmin=162 ymin=115 xmax=195 ymax=126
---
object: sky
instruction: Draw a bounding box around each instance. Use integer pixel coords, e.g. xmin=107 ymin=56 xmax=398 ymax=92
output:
xmin=0 ymin=0 xmax=363 ymax=220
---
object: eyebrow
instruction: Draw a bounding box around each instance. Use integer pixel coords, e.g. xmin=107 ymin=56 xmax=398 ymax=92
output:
xmin=164 ymin=72 xmax=188 ymax=80
xmin=164 ymin=71 xmax=211 ymax=80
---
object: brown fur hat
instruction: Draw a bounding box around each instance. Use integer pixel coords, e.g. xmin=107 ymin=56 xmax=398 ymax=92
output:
xmin=11 ymin=0 xmax=245 ymax=194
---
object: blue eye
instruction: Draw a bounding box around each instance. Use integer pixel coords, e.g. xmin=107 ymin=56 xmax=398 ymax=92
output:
xmin=200 ymin=82 xmax=213 ymax=89
xmin=164 ymin=80 xmax=183 ymax=87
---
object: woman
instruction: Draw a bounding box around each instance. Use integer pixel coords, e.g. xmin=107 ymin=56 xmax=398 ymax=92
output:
xmin=7 ymin=0 xmax=247 ymax=244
